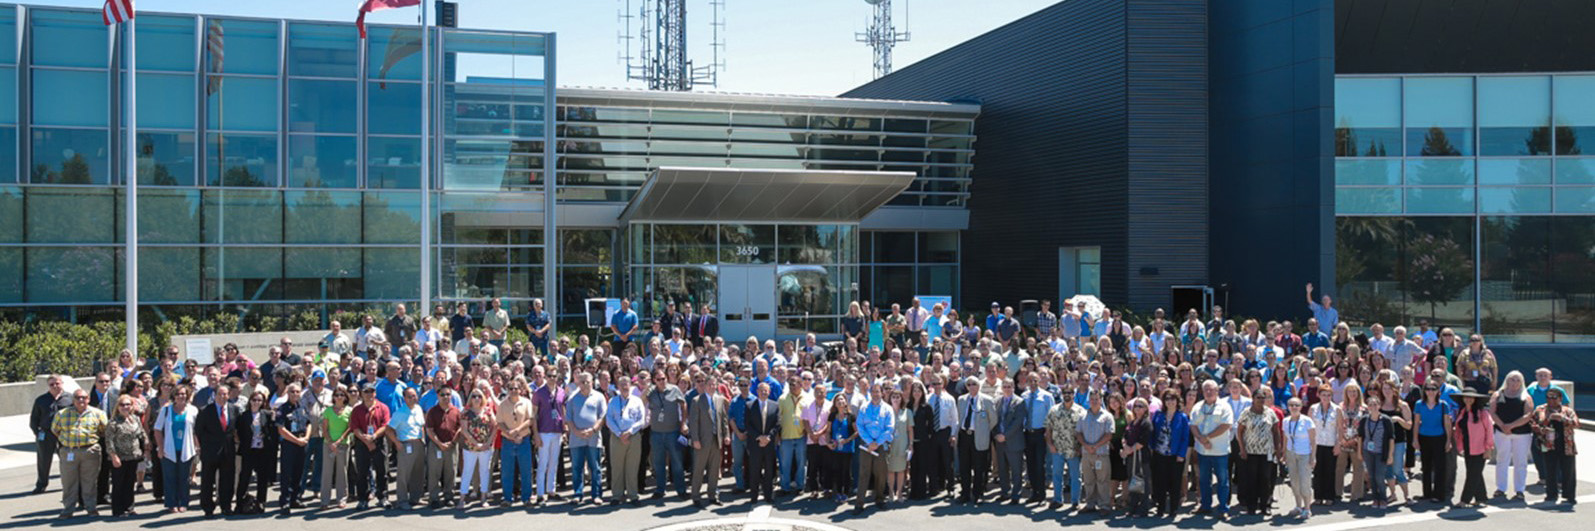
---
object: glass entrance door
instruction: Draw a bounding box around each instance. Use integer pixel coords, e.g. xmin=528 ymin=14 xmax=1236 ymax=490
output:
xmin=717 ymin=264 xmax=777 ymax=341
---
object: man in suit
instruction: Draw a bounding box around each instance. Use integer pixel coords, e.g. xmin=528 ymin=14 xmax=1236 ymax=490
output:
xmin=688 ymin=306 xmax=719 ymax=348
xmin=196 ymin=384 xmax=240 ymax=517
xmin=994 ymin=380 xmax=1028 ymax=504
xmin=955 ymin=377 xmax=996 ymax=504
xmin=688 ymin=373 xmax=730 ymax=508
xmin=743 ymin=382 xmax=780 ymax=504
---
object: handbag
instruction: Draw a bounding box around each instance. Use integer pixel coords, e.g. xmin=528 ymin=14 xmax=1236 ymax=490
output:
xmin=1126 ymin=453 xmax=1146 ymax=494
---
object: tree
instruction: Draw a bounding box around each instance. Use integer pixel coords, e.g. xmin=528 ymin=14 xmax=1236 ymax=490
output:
xmin=1405 ymin=233 xmax=1473 ymax=322
xmin=1418 ymin=126 xmax=1461 ymax=157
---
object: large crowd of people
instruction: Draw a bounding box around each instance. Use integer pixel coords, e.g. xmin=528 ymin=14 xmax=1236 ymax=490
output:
xmin=29 ymin=286 xmax=1580 ymax=522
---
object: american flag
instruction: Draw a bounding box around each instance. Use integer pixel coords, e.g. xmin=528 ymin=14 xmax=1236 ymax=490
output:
xmin=101 ymin=0 xmax=134 ymax=25
xmin=357 ymin=0 xmax=422 ymax=39
xmin=205 ymin=20 xmax=224 ymax=95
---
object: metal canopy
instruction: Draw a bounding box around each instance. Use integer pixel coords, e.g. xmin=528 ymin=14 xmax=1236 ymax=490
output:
xmin=619 ymin=166 xmax=916 ymax=223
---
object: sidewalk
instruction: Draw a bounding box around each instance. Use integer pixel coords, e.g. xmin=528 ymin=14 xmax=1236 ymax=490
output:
xmin=0 ymin=414 xmax=40 ymax=472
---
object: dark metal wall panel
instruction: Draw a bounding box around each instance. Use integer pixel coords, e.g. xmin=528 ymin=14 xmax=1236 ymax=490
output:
xmin=1210 ymin=0 xmax=1336 ymax=321
xmin=1336 ymin=0 xmax=1595 ymax=74
xmin=843 ymin=0 xmax=1133 ymax=310
xmin=1126 ymin=0 xmax=1210 ymax=311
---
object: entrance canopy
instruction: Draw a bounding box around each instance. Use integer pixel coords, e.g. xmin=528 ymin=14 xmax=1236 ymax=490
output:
xmin=619 ymin=167 xmax=915 ymax=223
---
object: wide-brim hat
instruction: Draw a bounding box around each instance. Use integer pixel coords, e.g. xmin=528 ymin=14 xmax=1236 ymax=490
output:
xmin=1453 ymin=387 xmax=1489 ymax=399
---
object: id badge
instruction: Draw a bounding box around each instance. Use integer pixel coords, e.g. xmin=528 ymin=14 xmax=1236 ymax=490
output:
xmin=1093 ymin=457 xmax=1102 ymax=471
xmin=66 ymin=451 xmax=74 ymax=462
xmin=436 ymin=450 xmax=443 ymax=459
xmin=406 ymin=444 xmax=413 ymax=455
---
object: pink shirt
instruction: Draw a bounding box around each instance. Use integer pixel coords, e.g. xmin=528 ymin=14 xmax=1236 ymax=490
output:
xmin=1452 ymin=409 xmax=1495 ymax=456
xmin=802 ymin=399 xmax=828 ymax=444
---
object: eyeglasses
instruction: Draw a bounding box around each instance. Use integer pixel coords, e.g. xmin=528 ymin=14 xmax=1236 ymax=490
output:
xmin=1425 ymin=387 xmax=1439 ymax=391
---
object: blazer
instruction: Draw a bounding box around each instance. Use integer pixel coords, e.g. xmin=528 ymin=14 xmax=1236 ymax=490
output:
xmin=235 ymin=407 xmax=278 ymax=455
xmin=995 ymin=395 xmax=1028 ymax=452
xmin=956 ymin=393 xmax=998 ymax=451
xmin=689 ymin=393 xmax=729 ymax=447
xmin=196 ymin=401 xmax=241 ymax=463
xmin=744 ymin=398 xmax=781 ymax=447
xmin=688 ymin=313 xmax=719 ymax=344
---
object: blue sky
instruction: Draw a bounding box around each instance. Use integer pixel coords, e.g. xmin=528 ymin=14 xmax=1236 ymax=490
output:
xmin=27 ymin=0 xmax=1057 ymax=95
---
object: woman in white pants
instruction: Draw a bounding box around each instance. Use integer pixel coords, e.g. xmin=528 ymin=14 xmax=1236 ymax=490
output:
xmin=458 ymin=389 xmax=496 ymax=508
xmin=1489 ymin=371 xmax=1534 ymax=499
xmin=1282 ymin=398 xmax=1317 ymax=518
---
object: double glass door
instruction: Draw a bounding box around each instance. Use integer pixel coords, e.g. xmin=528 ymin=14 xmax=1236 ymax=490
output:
xmin=717 ymin=265 xmax=776 ymax=342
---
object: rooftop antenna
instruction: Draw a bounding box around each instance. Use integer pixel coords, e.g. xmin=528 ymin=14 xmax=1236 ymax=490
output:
xmin=619 ymin=0 xmax=726 ymax=91
xmin=857 ymin=0 xmax=910 ymax=79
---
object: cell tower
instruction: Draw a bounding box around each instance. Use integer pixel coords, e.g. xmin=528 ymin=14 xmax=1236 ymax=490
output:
xmin=857 ymin=0 xmax=910 ymax=79
xmin=618 ymin=0 xmax=726 ymax=91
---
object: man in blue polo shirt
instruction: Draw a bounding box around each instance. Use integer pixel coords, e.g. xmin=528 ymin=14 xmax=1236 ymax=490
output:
xmin=611 ymin=298 xmax=639 ymax=353
xmin=1305 ymin=283 xmax=1338 ymax=335
xmin=985 ymin=302 xmax=1002 ymax=335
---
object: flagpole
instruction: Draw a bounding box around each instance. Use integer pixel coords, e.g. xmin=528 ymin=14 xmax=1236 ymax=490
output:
xmin=124 ymin=16 xmax=139 ymax=354
xmin=418 ymin=2 xmax=431 ymax=317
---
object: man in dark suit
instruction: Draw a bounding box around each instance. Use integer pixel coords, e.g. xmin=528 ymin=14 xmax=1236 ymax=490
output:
xmin=196 ymin=384 xmax=240 ymax=517
xmin=688 ymin=306 xmax=719 ymax=348
xmin=688 ymin=373 xmax=730 ymax=508
xmin=743 ymin=381 xmax=780 ymax=504
xmin=994 ymin=380 xmax=1028 ymax=504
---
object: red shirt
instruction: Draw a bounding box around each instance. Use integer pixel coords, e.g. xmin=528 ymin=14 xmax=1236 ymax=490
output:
xmin=350 ymin=401 xmax=391 ymax=437
xmin=425 ymin=405 xmax=462 ymax=443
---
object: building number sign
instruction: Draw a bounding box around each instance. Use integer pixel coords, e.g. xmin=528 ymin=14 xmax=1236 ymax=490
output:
xmin=733 ymin=245 xmax=760 ymax=257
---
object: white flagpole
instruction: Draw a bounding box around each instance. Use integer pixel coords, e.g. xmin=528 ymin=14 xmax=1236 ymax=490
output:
xmin=418 ymin=2 xmax=431 ymax=316
xmin=124 ymin=16 xmax=139 ymax=354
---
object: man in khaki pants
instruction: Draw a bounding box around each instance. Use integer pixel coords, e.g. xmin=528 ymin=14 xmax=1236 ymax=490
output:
xmin=424 ymin=385 xmax=461 ymax=508
xmin=688 ymin=374 xmax=730 ymax=508
xmin=52 ymin=389 xmax=107 ymax=518
xmin=605 ymin=374 xmax=647 ymax=505
xmin=1077 ymin=389 xmax=1114 ymax=512
xmin=388 ymin=388 xmax=427 ymax=510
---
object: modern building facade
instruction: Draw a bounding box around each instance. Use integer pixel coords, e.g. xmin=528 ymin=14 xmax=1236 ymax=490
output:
xmin=0 ymin=4 xmax=976 ymax=340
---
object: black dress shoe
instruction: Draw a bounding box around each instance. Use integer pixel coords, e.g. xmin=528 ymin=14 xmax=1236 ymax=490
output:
xmin=709 ymin=498 xmax=723 ymax=506
xmin=693 ymin=501 xmax=707 ymax=509
xmin=852 ymin=507 xmax=865 ymax=515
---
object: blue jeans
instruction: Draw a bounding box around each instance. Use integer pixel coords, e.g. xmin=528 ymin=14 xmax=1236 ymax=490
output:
xmin=500 ymin=437 xmax=533 ymax=503
xmin=162 ymin=458 xmax=191 ymax=509
xmin=650 ymin=430 xmax=686 ymax=496
xmin=778 ymin=438 xmax=807 ymax=491
xmin=1387 ymin=442 xmax=1409 ymax=483
xmin=1197 ymin=454 xmax=1230 ymax=514
xmin=302 ymin=437 xmax=323 ymax=495
xmin=571 ymin=445 xmax=602 ymax=500
xmin=731 ymin=435 xmax=747 ymax=489
xmin=1049 ymin=453 xmax=1082 ymax=504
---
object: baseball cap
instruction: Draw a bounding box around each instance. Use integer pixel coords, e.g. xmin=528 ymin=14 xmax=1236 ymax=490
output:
xmin=991 ymin=301 xmax=1000 ymax=308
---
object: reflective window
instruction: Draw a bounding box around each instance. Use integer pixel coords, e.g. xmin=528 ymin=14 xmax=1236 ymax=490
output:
xmin=560 ymin=266 xmax=611 ymax=314
xmin=288 ymin=23 xmax=358 ymax=78
xmin=778 ymin=265 xmax=840 ymax=316
xmin=207 ymin=76 xmax=278 ymax=131
xmin=1405 ymin=158 xmax=1474 ymax=185
xmin=1404 ymin=187 xmax=1474 ymax=214
xmin=136 ymin=189 xmax=200 ymax=243
xmin=1404 ymin=77 xmax=1473 ymax=157
xmin=1478 ymin=76 xmax=1550 ymax=156
xmin=33 ymin=70 xmax=108 ymax=127
xmin=918 ymin=231 xmax=957 ymax=263
xmin=561 ymin=229 xmax=614 ymax=264
xmin=0 ymin=127 xmax=16 ymax=183
xmin=1477 ymin=158 xmax=1551 ymax=185
xmin=778 ymin=225 xmax=850 ymax=264
xmin=136 ymin=74 xmax=196 ymax=129
xmin=368 ymin=82 xmax=421 ymax=134
xmin=1334 ymin=187 xmax=1400 ymax=215
xmin=1482 ymin=216 xmax=1552 ymax=341
xmin=918 ymin=265 xmax=957 ymax=296
xmin=287 ymin=135 xmax=357 ymax=188
xmin=0 ymin=186 xmax=19 ymax=242
xmin=26 ymin=187 xmax=115 ymax=243
xmin=28 ymin=247 xmax=117 ymax=302
xmin=136 ymin=132 xmax=197 ymax=186
xmin=1558 ymin=158 xmax=1595 ymax=184
xmin=0 ymin=67 xmax=14 ymax=124
xmin=285 ymin=190 xmax=361 ymax=244
xmin=653 ymin=224 xmax=716 ymax=264
xmin=139 ymin=247 xmax=200 ymax=302
xmin=650 ymin=266 xmax=716 ymax=311
xmin=288 ymin=79 xmax=356 ymax=133
xmin=30 ymin=129 xmax=109 ymax=184
xmin=718 ymin=224 xmax=773 ymax=264
xmin=1336 ymin=159 xmax=1401 ymax=185
xmin=31 ymin=10 xmax=108 ymax=68
xmin=0 ymin=248 xmax=20 ymax=303
xmin=367 ymin=136 xmax=421 ymax=189
xmin=207 ymin=19 xmax=279 ymax=75
xmin=135 ymin=15 xmax=196 ymax=72
xmin=203 ymin=247 xmax=283 ymax=300
xmin=0 ymin=8 xmax=16 ymax=65
xmin=207 ymin=133 xmax=278 ymax=187
xmin=1554 ymin=75 xmax=1595 ymax=156
xmin=1480 ymin=187 xmax=1551 ymax=214
xmin=365 ymin=26 xmax=424 ymax=81
xmin=362 ymin=191 xmax=421 ymax=244
xmin=284 ymin=247 xmax=363 ymax=300
xmin=202 ymin=189 xmax=281 ymax=244
xmin=1555 ymin=186 xmax=1595 ymax=213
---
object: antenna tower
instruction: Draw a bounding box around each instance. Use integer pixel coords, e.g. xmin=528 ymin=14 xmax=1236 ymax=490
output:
xmin=619 ymin=0 xmax=726 ymax=91
xmin=857 ymin=0 xmax=910 ymax=79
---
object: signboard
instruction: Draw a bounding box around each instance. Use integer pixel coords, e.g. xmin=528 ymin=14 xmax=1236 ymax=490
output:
xmin=586 ymin=298 xmax=621 ymax=329
xmin=916 ymin=295 xmax=953 ymax=313
xmin=184 ymin=338 xmax=214 ymax=365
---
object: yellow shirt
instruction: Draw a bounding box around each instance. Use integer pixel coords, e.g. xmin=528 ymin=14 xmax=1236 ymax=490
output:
xmin=779 ymin=392 xmax=809 ymax=440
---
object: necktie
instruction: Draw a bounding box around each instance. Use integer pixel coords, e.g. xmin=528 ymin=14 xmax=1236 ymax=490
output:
xmin=220 ymin=407 xmax=227 ymax=431
xmin=707 ymin=396 xmax=716 ymax=428
xmin=932 ymin=396 xmax=941 ymax=428
xmin=700 ymin=316 xmax=707 ymax=336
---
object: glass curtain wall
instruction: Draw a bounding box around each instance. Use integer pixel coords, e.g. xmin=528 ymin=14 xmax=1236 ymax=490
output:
xmin=858 ymin=231 xmax=960 ymax=315
xmin=626 ymin=222 xmax=857 ymax=337
xmin=1335 ymin=73 xmax=1595 ymax=342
